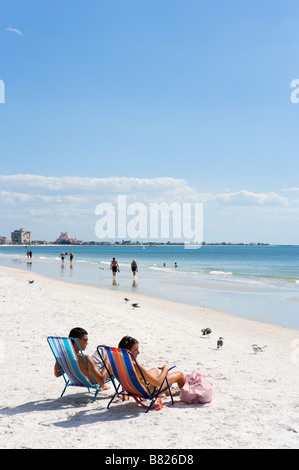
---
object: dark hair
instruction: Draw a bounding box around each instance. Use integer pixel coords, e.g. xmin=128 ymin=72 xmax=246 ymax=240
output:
xmin=118 ymin=335 xmax=138 ymax=351
xmin=69 ymin=327 xmax=88 ymax=345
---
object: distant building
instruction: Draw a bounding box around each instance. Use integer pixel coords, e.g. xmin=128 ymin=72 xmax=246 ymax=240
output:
xmin=11 ymin=228 xmax=32 ymax=244
xmin=55 ymin=232 xmax=82 ymax=244
xmin=0 ymin=236 xmax=6 ymax=245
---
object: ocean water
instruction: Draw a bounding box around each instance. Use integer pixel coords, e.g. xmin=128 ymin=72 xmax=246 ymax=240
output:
xmin=0 ymin=244 xmax=298 ymax=330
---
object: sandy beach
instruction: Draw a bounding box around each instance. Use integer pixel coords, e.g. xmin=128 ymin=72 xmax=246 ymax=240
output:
xmin=0 ymin=265 xmax=298 ymax=449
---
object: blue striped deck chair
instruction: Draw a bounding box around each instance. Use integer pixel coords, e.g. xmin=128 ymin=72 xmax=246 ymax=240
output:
xmin=97 ymin=345 xmax=175 ymax=413
xmin=47 ymin=336 xmax=108 ymax=403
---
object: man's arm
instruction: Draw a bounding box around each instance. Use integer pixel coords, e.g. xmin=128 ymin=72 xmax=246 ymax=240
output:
xmin=85 ymin=355 xmax=109 ymax=385
xmin=54 ymin=361 xmax=63 ymax=377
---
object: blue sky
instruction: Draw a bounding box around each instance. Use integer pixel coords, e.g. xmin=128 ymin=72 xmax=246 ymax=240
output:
xmin=1 ymin=0 xmax=299 ymax=243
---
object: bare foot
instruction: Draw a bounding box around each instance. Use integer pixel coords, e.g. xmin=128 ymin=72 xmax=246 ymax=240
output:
xmin=100 ymin=384 xmax=110 ymax=391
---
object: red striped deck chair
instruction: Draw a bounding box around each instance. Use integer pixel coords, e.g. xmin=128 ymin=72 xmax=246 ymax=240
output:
xmin=47 ymin=336 xmax=110 ymax=403
xmin=97 ymin=345 xmax=175 ymax=413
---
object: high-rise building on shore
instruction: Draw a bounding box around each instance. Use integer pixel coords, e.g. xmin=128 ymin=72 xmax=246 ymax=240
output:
xmin=11 ymin=228 xmax=32 ymax=244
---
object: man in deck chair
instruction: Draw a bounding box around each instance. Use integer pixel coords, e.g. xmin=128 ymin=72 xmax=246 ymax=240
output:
xmin=54 ymin=327 xmax=110 ymax=390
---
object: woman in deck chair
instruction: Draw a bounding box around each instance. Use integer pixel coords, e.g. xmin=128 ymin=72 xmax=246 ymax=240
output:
xmin=101 ymin=335 xmax=185 ymax=392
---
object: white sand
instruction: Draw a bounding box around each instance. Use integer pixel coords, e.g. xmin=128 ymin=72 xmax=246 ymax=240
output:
xmin=0 ymin=265 xmax=298 ymax=449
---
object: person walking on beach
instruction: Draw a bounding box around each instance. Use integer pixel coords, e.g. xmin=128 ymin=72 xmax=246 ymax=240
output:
xmin=69 ymin=252 xmax=74 ymax=264
xmin=110 ymin=257 xmax=120 ymax=279
xmin=131 ymin=259 xmax=138 ymax=277
xmin=26 ymin=250 xmax=32 ymax=264
xmin=60 ymin=251 xmax=65 ymax=263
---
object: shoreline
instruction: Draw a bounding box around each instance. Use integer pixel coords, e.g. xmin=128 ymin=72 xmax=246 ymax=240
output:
xmin=0 ymin=243 xmax=298 ymax=331
xmin=1 ymin=264 xmax=298 ymax=449
xmin=0 ymin=264 xmax=297 ymax=335
xmin=1 ymin=242 xmax=297 ymax=246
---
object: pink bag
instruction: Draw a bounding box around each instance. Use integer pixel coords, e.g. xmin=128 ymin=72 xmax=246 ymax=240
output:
xmin=180 ymin=371 xmax=213 ymax=404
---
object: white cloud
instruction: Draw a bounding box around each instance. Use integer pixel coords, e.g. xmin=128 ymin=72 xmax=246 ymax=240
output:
xmin=0 ymin=175 xmax=199 ymax=203
xmin=208 ymin=190 xmax=288 ymax=206
xmin=5 ymin=27 xmax=23 ymax=35
xmin=0 ymin=174 xmax=296 ymax=243
xmin=0 ymin=175 xmax=290 ymax=212
xmin=0 ymin=175 xmax=289 ymax=205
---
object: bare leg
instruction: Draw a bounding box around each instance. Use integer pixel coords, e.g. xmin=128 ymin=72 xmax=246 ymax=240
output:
xmin=167 ymin=371 xmax=185 ymax=389
xmin=147 ymin=368 xmax=185 ymax=394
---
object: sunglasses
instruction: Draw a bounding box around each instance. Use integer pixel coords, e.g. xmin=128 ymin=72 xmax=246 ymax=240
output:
xmin=80 ymin=337 xmax=88 ymax=343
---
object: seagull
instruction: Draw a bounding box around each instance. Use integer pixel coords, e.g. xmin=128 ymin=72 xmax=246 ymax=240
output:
xmin=252 ymin=344 xmax=267 ymax=354
xmin=124 ymin=298 xmax=130 ymax=303
xmin=217 ymin=337 xmax=224 ymax=349
xmin=201 ymin=328 xmax=212 ymax=336
xmin=131 ymin=303 xmax=140 ymax=309
xmin=28 ymin=280 xmax=34 ymax=284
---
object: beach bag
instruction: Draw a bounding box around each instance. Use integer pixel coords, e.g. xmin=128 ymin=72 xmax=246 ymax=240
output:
xmin=180 ymin=371 xmax=213 ymax=404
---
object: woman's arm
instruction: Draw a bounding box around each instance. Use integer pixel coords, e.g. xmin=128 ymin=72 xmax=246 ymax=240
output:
xmin=139 ymin=363 xmax=170 ymax=388
xmin=139 ymin=363 xmax=185 ymax=389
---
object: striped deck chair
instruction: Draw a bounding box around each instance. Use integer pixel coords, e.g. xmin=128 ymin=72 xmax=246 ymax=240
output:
xmin=47 ymin=336 xmax=108 ymax=403
xmin=97 ymin=345 xmax=175 ymax=413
